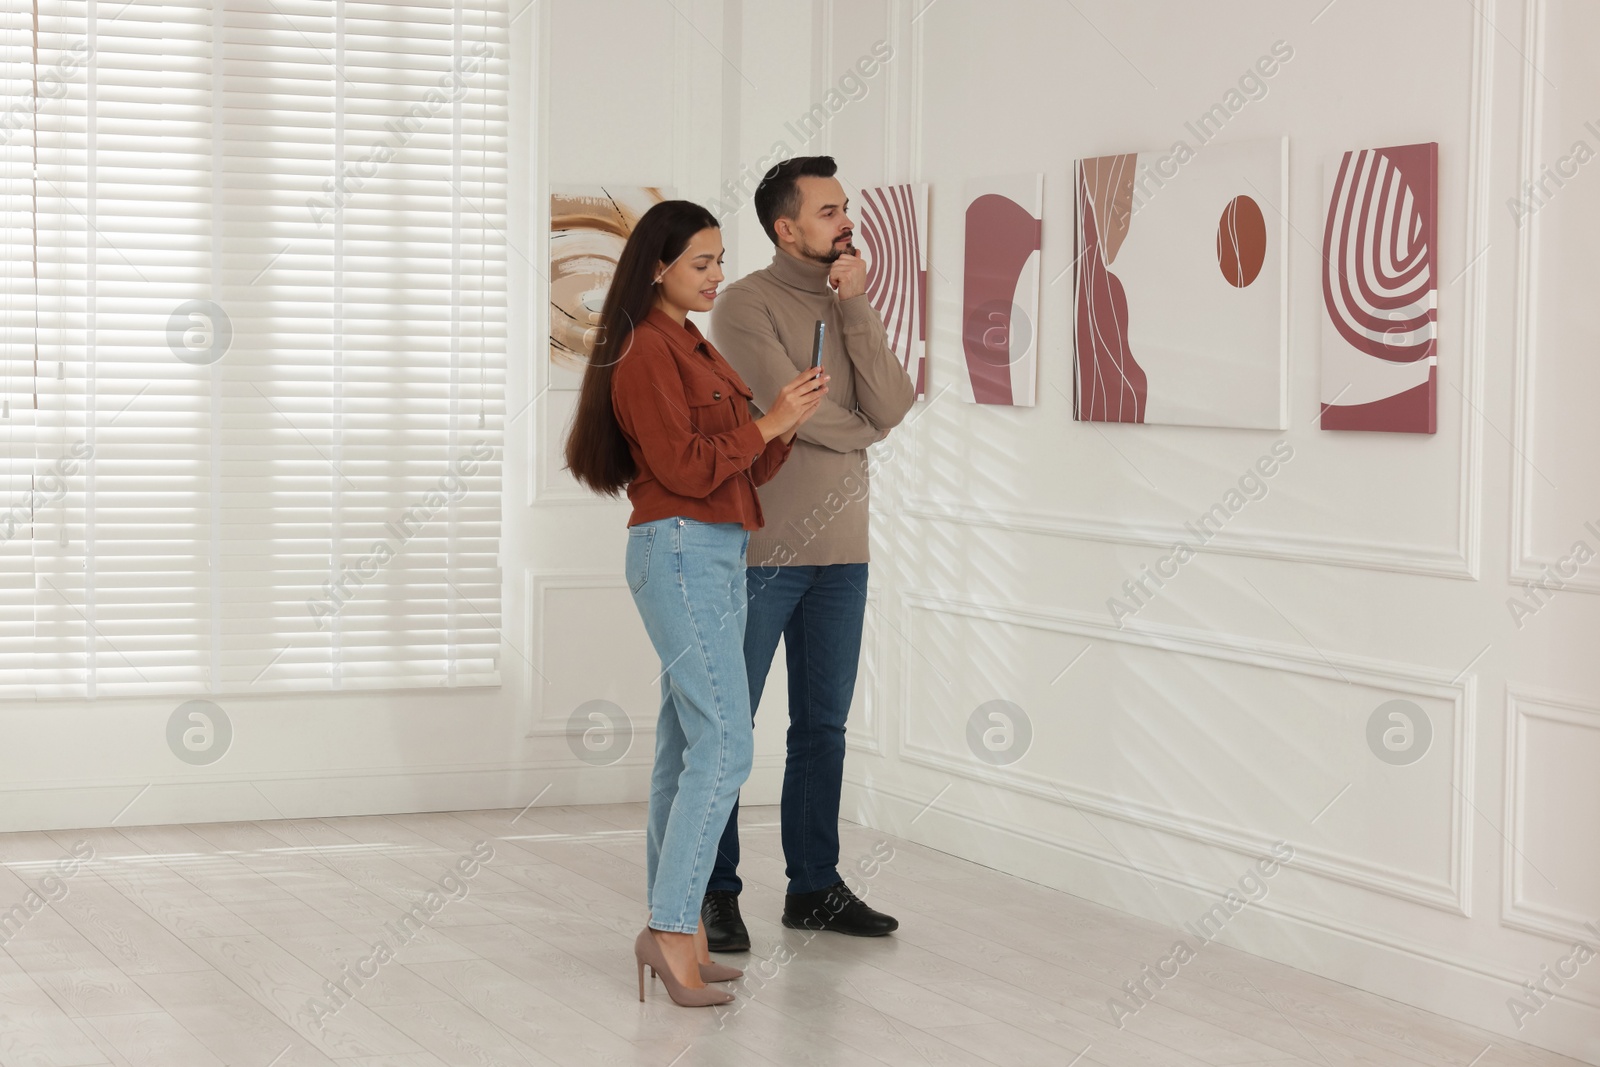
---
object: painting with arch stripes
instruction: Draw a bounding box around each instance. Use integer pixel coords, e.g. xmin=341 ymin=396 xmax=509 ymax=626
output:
xmin=1320 ymin=141 xmax=1439 ymax=434
xmin=854 ymin=183 xmax=928 ymax=399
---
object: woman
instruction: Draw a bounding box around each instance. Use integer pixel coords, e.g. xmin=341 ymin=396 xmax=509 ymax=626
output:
xmin=564 ymin=200 xmax=826 ymax=1007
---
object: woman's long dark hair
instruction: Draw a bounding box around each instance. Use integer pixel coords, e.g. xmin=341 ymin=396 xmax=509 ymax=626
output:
xmin=563 ymin=200 xmax=720 ymax=495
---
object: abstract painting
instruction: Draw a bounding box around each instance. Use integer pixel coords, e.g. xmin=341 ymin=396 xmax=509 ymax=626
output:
xmin=549 ymin=185 xmax=670 ymax=389
xmin=1074 ymin=137 xmax=1288 ymax=429
xmin=855 ymin=183 xmax=928 ymax=398
xmin=1320 ymin=142 xmax=1438 ymax=433
xmin=961 ymin=174 xmax=1042 ymax=406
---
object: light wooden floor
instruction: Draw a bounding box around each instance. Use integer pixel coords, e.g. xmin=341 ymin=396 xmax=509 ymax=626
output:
xmin=0 ymin=803 xmax=1585 ymax=1067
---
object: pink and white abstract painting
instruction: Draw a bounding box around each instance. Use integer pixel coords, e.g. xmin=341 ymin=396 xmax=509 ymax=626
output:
xmin=1320 ymin=142 xmax=1438 ymax=434
xmin=855 ymin=183 xmax=928 ymax=399
xmin=961 ymin=174 xmax=1042 ymax=407
xmin=1074 ymin=137 xmax=1287 ymax=429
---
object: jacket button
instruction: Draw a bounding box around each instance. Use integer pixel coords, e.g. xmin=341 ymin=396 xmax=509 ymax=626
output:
xmin=713 ymin=390 xmax=722 ymax=400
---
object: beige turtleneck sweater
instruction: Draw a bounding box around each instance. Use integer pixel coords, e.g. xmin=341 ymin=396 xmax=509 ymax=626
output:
xmin=709 ymin=250 xmax=916 ymax=568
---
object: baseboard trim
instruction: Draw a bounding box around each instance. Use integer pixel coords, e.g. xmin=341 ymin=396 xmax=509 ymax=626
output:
xmin=0 ymin=759 xmax=788 ymax=835
xmin=840 ymin=778 xmax=1600 ymax=1067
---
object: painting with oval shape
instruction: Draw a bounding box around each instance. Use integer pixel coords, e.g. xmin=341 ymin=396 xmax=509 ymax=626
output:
xmin=1073 ymin=136 xmax=1288 ymax=428
xmin=549 ymin=186 xmax=671 ymax=389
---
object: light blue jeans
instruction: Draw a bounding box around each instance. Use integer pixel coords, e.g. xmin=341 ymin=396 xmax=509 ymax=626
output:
xmin=626 ymin=516 xmax=754 ymax=934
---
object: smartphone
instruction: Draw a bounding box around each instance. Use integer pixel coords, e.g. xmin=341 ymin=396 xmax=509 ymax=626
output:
xmin=810 ymin=319 xmax=826 ymax=371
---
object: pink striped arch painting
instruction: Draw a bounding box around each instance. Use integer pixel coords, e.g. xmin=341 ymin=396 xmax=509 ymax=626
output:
xmin=1320 ymin=142 xmax=1439 ymax=434
xmin=855 ymin=183 xmax=929 ymax=399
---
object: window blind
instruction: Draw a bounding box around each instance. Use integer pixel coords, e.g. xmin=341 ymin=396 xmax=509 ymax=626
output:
xmin=0 ymin=2 xmax=36 ymax=695
xmin=6 ymin=0 xmax=507 ymax=699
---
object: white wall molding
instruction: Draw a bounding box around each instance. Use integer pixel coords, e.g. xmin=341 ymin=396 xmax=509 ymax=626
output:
xmin=520 ymin=567 xmax=790 ymax=805
xmin=524 ymin=570 xmax=885 ymax=753
xmin=523 ymin=570 xmax=628 ymax=730
xmin=879 ymin=0 xmax=901 ymax=182
xmin=1454 ymin=0 xmax=1494 ymax=584
xmin=894 ymin=588 xmax=1475 ymax=916
xmin=0 ymin=759 xmax=675 ymax=835
xmin=526 ymin=0 xmax=584 ymax=506
xmin=843 ymin=776 xmax=1600 ymax=1023
xmin=899 ymin=498 xmax=1476 ymax=579
xmin=817 ymin=0 xmax=835 ymax=156
xmin=1501 ymin=686 xmax=1600 ymax=942
xmin=847 ymin=587 xmax=887 ymax=757
xmin=1507 ymin=0 xmax=1600 ymax=594
xmin=1508 ymin=0 xmax=1548 ymax=587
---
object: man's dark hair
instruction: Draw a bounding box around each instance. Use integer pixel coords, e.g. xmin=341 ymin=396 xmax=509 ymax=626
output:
xmin=754 ymin=156 xmax=838 ymax=245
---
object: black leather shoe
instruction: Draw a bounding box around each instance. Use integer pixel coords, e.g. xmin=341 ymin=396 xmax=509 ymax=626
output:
xmin=701 ymin=890 xmax=750 ymax=953
xmin=781 ymin=881 xmax=898 ymax=937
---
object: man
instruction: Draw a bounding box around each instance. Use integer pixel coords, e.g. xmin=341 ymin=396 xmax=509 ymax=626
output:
xmin=704 ymin=156 xmax=916 ymax=951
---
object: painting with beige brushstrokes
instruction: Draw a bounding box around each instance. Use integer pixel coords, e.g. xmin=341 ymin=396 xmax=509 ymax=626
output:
xmin=548 ymin=185 xmax=671 ymax=388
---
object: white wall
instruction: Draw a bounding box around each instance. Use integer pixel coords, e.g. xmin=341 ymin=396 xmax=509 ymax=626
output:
xmin=7 ymin=0 xmax=1595 ymax=1062
xmin=823 ymin=1 xmax=1599 ymax=1062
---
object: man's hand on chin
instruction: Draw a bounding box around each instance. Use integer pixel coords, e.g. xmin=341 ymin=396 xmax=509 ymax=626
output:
xmin=828 ymin=250 xmax=867 ymax=301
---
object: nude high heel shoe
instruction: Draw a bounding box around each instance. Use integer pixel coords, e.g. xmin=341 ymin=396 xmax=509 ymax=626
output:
xmin=693 ymin=916 xmax=742 ymax=982
xmin=643 ymin=960 xmax=743 ymax=983
xmin=644 ymin=912 xmax=743 ymax=982
xmin=699 ymin=960 xmax=743 ymax=982
xmin=634 ymin=928 xmax=735 ymax=1007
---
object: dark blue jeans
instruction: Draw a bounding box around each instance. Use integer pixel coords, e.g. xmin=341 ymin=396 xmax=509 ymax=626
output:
xmin=707 ymin=562 xmax=868 ymax=896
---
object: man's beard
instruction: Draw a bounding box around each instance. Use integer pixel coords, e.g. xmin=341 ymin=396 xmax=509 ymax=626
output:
xmin=802 ymin=232 xmax=852 ymax=264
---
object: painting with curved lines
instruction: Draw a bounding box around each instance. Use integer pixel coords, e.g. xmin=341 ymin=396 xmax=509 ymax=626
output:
xmin=1073 ymin=137 xmax=1288 ymax=429
xmin=855 ymin=183 xmax=928 ymax=399
xmin=549 ymin=185 xmax=671 ymax=390
xmin=961 ymin=174 xmax=1042 ymax=407
xmin=1320 ymin=142 xmax=1438 ymax=433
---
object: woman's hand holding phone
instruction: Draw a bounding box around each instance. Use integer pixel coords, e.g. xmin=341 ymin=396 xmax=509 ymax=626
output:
xmin=757 ymin=367 xmax=828 ymax=443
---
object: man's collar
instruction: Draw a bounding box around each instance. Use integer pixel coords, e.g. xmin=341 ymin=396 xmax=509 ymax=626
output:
xmin=767 ymin=248 xmax=833 ymax=294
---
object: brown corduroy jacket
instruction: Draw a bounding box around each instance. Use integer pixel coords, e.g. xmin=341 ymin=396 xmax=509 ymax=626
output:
xmin=611 ymin=307 xmax=793 ymax=531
